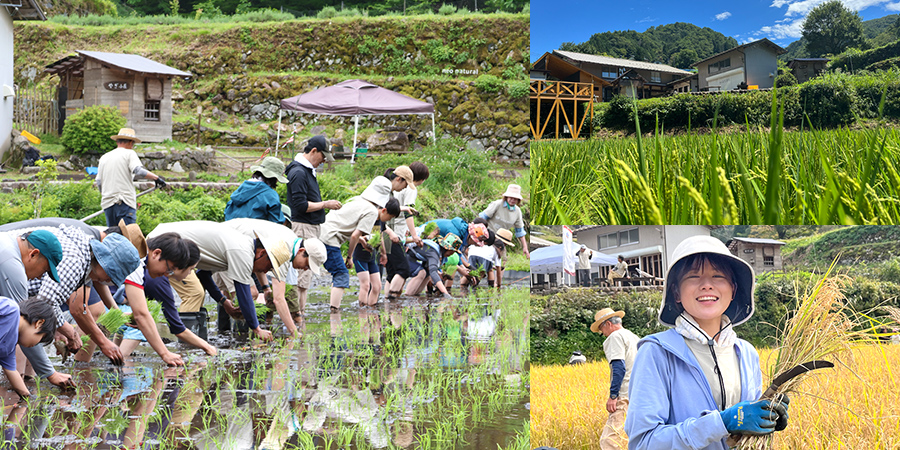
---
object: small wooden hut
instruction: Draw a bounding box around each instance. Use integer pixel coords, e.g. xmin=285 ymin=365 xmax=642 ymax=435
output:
xmin=45 ymin=50 xmax=191 ymax=142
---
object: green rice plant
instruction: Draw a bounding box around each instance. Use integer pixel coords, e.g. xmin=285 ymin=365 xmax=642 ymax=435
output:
xmin=423 ymin=222 xmax=439 ymax=239
xmin=367 ymin=229 xmax=382 ymax=248
xmin=532 ymin=88 xmax=900 ymax=225
xmin=96 ymin=308 xmax=127 ymax=333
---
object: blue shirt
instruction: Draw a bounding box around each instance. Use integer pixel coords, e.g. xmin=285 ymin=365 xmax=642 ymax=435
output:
xmin=0 ymin=297 xmax=21 ymax=371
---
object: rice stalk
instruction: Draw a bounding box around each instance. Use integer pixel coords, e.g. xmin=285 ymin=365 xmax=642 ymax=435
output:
xmin=613 ymin=159 xmax=662 ymax=225
xmin=737 ymin=261 xmax=870 ymax=449
xmin=677 ymin=176 xmax=711 ymax=224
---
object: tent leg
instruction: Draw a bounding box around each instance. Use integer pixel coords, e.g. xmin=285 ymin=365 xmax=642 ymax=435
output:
xmin=275 ymin=109 xmax=283 ymax=156
xmin=431 ymin=113 xmax=436 ymax=145
xmin=351 ymin=115 xmax=359 ymax=164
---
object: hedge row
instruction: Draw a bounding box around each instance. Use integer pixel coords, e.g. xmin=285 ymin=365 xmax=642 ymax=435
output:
xmin=594 ymin=71 xmax=900 ymax=132
xmin=531 ymin=266 xmax=900 ymax=366
xmin=829 ymin=39 xmax=900 ymax=72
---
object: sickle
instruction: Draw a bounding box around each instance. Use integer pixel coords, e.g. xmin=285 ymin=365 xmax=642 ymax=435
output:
xmin=762 ymin=360 xmax=834 ymax=398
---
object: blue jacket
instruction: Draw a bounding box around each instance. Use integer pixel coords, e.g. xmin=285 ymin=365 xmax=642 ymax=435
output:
xmin=434 ymin=218 xmax=469 ymax=244
xmin=224 ymin=180 xmax=285 ymax=223
xmin=625 ymin=328 xmax=762 ymax=450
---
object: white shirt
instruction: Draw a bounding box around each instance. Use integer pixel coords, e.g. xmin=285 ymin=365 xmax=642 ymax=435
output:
xmin=148 ymin=221 xmax=255 ymax=285
xmin=319 ymin=198 xmax=379 ymax=247
xmin=97 ymin=147 xmax=143 ymax=209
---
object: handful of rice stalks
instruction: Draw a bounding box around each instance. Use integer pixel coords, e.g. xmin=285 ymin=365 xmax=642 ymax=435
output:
xmin=469 ymin=266 xmax=486 ymax=278
xmin=736 ymin=261 xmax=869 ymax=449
xmin=422 ymin=222 xmax=439 ymax=239
xmin=368 ymin=230 xmax=382 ymax=248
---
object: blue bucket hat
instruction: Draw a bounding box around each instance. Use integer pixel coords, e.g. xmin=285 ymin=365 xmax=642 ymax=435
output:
xmin=89 ymin=233 xmax=140 ymax=287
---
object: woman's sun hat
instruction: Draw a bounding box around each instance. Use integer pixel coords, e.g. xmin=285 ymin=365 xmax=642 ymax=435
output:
xmin=250 ymin=157 xmax=288 ymax=184
xmin=117 ymin=219 xmax=148 ymax=258
xmin=360 ymin=176 xmax=393 ymax=208
xmin=90 ymin=233 xmax=140 ymax=287
xmin=501 ymin=184 xmax=523 ymax=200
xmin=659 ymin=235 xmax=755 ymax=328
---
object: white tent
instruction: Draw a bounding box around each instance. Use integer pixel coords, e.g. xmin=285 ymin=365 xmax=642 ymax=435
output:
xmin=530 ymin=242 xmax=618 ymax=275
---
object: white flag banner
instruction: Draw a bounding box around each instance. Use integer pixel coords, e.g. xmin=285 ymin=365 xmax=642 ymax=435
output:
xmin=562 ymin=225 xmax=575 ymax=276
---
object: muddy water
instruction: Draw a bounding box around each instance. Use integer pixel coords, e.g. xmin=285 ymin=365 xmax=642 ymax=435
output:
xmin=1 ymin=288 xmax=529 ymax=449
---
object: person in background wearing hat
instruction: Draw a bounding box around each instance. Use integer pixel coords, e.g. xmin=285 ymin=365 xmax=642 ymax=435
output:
xmin=285 ymin=134 xmax=343 ymax=314
xmin=147 ymin=221 xmax=286 ymax=342
xmin=223 ymin=218 xmax=328 ymax=337
xmin=460 ymin=228 xmax=504 ymax=292
xmin=478 ymin=183 xmax=530 ymax=287
xmin=625 ymin=236 xmax=789 ymax=450
xmin=319 ymin=177 xmax=401 ymax=310
xmin=590 ymin=308 xmax=640 ymax=450
xmin=96 ymin=128 xmax=167 ymax=227
xmin=0 ymin=225 xmax=139 ymax=385
xmin=383 ymin=161 xmax=429 ymax=299
xmin=225 ymin=156 xmax=288 ymax=223
xmin=351 ymin=168 xmax=413 ymax=307
xmin=576 ymin=245 xmax=594 ymax=287
xmin=0 ymin=297 xmax=59 ymax=401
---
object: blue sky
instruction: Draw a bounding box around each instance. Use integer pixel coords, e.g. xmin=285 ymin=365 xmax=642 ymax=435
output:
xmin=530 ymin=0 xmax=900 ymax=60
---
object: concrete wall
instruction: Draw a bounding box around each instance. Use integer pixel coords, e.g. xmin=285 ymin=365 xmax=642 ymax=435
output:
xmin=697 ymin=51 xmax=745 ymax=91
xmin=1 ymin=11 xmax=13 ymax=160
xmin=662 ymin=226 xmax=713 ymax=272
xmin=744 ymin=45 xmax=777 ymax=89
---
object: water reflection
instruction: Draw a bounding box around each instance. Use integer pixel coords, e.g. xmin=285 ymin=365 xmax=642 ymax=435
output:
xmin=1 ymin=289 xmax=529 ymax=449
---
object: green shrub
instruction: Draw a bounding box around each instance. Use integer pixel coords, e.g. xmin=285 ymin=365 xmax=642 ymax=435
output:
xmin=424 ymin=39 xmax=455 ymax=62
xmin=231 ymin=8 xmax=294 ymax=22
xmin=775 ymin=72 xmax=797 ymax=88
xmin=317 ymin=6 xmax=337 ymax=18
xmin=501 ymin=63 xmax=526 ymax=80
xmin=61 ymin=105 xmax=126 ymax=155
xmin=187 ymin=196 xmax=226 ymax=222
xmin=193 ymin=0 xmax=223 ymax=18
xmin=506 ymin=80 xmax=528 ymax=99
xmin=474 ymin=74 xmax=503 ymax=93
xmin=438 ymin=3 xmax=457 ymax=15
xmin=830 ymin=39 xmax=900 ymax=72
xmin=798 ymin=73 xmax=857 ymax=128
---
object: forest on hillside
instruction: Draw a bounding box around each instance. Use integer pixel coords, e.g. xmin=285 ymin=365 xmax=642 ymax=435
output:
xmin=558 ymin=23 xmax=738 ymax=69
xmin=117 ymin=0 xmax=525 ymax=17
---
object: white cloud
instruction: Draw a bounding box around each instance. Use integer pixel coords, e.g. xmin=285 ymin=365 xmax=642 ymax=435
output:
xmin=755 ymin=18 xmax=806 ymax=39
xmin=757 ymin=0 xmax=894 ymax=42
xmin=715 ymin=11 xmax=732 ymax=20
xmin=636 ymin=16 xmax=657 ymax=23
xmin=883 ymin=0 xmax=900 ymax=8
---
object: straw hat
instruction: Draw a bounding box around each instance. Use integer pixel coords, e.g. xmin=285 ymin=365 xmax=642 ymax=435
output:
xmin=501 ymin=184 xmax=523 ymax=200
xmin=117 ymin=219 xmax=148 ymax=258
xmin=110 ymin=128 xmax=142 ymax=143
xmin=360 ymin=177 xmax=393 ymax=208
xmin=590 ymin=307 xmax=625 ymax=333
xmin=250 ymin=157 xmax=288 ymax=183
xmin=659 ymin=235 xmax=755 ymax=328
xmin=394 ymin=166 xmax=416 ymax=190
xmin=494 ymin=228 xmax=515 ymax=246
xmin=253 ymin=230 xmax=292 ymax=281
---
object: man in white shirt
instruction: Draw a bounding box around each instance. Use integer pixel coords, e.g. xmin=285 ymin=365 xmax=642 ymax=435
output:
xmin=96 ymin=128 xmax=166 ymax=227
xmin=590 ymin=308 xmax=640 ymax=450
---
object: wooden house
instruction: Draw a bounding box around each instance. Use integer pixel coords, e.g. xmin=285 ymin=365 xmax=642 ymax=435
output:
xmin=45 ymin=50 xmax=191 ymax=142
xmin=727 ymin=237 xmax=786 ymax=272
xmin=693 ymin=39 xmax=786 ymax=92
xmin=787 ymin=58 xmax=829 ymax=83
xmin=551 ymin=50 xmax=693 ymax=101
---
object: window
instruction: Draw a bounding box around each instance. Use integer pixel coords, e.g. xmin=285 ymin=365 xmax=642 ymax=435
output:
xmin=619 ymin=228 xmax=639 ymax=246
xmin=764 ymin=256 xmax=774 ymax=266
xmin=598 ymin=232 xmax=618 ymax=250
xmin=651 ymin=71 xmax=661 ymax=83
xmin=144 ymin=101 xmax=160 ymax=121
xmin=708 ymin=58 xmax=731 ymax=73
xmin=602 ymin=66 xmax=618 ymax=78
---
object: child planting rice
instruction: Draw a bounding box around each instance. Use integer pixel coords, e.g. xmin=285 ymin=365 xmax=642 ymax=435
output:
xmin=0 ymin=297 xmax=57 ymax=400
xmin=625 ymin=236 xmax=790 ymax=450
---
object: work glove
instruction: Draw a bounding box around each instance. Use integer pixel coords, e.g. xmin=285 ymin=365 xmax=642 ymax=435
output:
xmin=765 ymin=394 xmax=790 ymax=431
xmin=719 ymin=400 xmax=779 ymax=436
xmin=155 ymin=177 xmax=167 ymax=188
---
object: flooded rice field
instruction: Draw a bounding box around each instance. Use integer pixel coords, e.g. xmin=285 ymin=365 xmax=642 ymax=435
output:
xmin=0 ymin=288 xmax=530 ymax=449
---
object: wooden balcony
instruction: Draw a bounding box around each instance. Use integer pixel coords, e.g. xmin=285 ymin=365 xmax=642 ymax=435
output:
xmin=530 ymin=80 xmax=597 ymax=140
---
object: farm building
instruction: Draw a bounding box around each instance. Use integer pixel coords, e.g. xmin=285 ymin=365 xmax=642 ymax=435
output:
xmin=45 ymin=50 xmax=191 ymax=142
xmin=1 ymin=0 xmax=45 ymax=160
xmin=693 ymin=38 xmax=786 ymax=91
xmin=787 ymin=58 xmax=830 ymax=84
xmin=727 ymin=237 xmax=786 ymax=272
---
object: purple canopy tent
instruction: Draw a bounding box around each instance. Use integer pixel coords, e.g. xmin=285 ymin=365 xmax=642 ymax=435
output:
xmin=277 ymin=79 xmax=436 ymax=162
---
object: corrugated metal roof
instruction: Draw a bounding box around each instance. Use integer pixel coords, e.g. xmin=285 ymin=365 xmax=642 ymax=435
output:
xmin=77 ymin=50 xmax=192 ymax=77
xmin=692 ymin=38 xmax=786 ymax=67
xmin=731 ymin=237 xmax=786 ymax=245
xmin=554 ymin=50 xmax=693 ymax=76
xmin=10 ymin=0 xmax=46 ymax=20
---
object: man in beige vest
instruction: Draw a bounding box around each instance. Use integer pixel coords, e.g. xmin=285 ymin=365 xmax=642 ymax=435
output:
xmin=575 ymin=244 xmax=593 ymax=287
xmin=590 ymin=308 xmax=640 ymax=450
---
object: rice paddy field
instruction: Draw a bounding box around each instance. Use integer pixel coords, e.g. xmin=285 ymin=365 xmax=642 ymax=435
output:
xmin=530 ymin=344 xmax=900 ymax=450
xmin=531 ymin=126 xmax=900 ymax=225
xmin=0 ymin=289 xmax=530 ymax=449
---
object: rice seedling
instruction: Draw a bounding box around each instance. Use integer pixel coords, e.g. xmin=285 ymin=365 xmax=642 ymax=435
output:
xmin=423 ymin=222 xmax=439 ymax=239
xmin=367 ymin=229 xmax=382 ymax=248
xmin=531 ymin=94 xmax=900 ymax=225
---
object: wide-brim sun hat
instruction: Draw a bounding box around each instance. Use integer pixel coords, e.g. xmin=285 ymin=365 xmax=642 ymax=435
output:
xmin=360 ymin=177 xmax=392 ymax=208
xmin=90 ymin=233 xmax=140 ymax=288
xmin=590 ymin=307 xmax=625 ymax=333
xmin=254 ymin=230 xmax=291 ymax=281
xmin=659 ymin=235 xmax=755 ymax=328
xmin=293 ymin=237 xmax=326 ymax=276
xmin=117 ymin=219 xmax=148 ymax=258
xmin=250 ymin=156 xmax=288 ymax=184
xmin=438 ymin=233 xmax=463 ymax=253
xmin=501 ymin=184 xmax=523 ymax=201
xmin=110 ymin=128 xmax=142 ymax=143
xmin=494 ymin=228 xmax=515 ymax=246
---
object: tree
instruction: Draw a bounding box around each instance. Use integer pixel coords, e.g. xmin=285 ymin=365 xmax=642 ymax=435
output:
xmin=802 ymin=0 xmax=867 ymax=57
xmin=670 ymin=49 xmax=699 ymax=69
